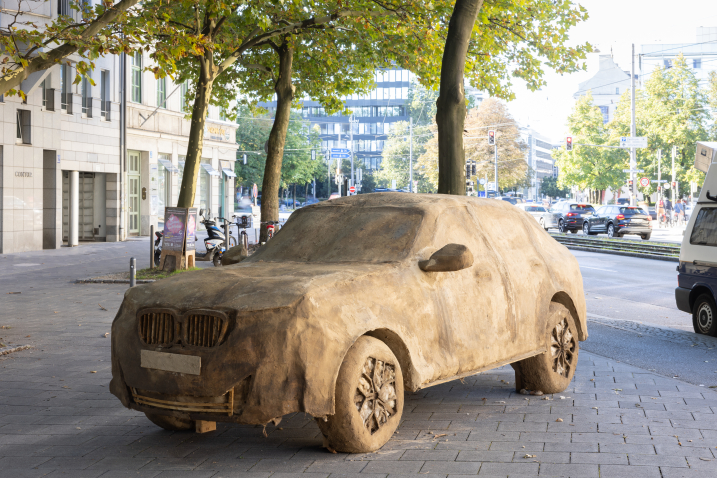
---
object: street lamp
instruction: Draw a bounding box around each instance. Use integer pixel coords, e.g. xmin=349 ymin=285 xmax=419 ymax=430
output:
xmin=349 ymin=115 xmax=360 ymax=193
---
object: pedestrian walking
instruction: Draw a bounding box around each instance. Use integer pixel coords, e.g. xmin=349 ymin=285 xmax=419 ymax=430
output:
xmin=665 ymin=198 xmax=674 ymax=227
xmin=657 ymin=198 xmax=666 ymax=228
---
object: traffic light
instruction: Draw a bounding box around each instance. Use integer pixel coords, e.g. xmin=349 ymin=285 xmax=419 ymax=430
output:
xmin=466 ymin=162 xmax=471 ymax=179
xmin=471 ymin=161 xmax=476 ymax=176
xmin=628 ymin=179 xmax=633 ymax=188
xmin=672 ymin=182 xmax=676 ymax=190
xmin=488 ymin=130 xmax=495 ymax=145
xmin=566 ymin=136 xmax=573 ymax=151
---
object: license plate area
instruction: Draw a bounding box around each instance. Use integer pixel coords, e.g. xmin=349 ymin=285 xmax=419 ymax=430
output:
xmin=141 ymin=350 xmax=201 ymax=375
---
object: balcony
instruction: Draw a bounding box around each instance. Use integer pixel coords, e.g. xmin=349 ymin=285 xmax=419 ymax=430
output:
xmin=82 ymin=97 xmax=93 ymax=118
xmin=61 ymin=92 xmax=73 ymax=114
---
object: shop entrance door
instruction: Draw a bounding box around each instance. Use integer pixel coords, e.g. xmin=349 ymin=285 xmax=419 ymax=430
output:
xmin=128 ymin=151 xmax=141 ymax=235
xmin=62 ymin=172 xmax=95 ymax=241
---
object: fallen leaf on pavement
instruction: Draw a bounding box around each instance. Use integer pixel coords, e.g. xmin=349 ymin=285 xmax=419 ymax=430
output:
xmin=99 ymin=304 xmax=108 ymax=311
xmin=90 ymin=371 xmax=97 ymax=373
xmin=556 ymin=418 xmax=563 ymax=422
xmin=103 ymin=333 xmax=109 ymax=337
xmin=434 ymin=434 xmax=447 ymax=439
xmin=523 ymin=454 xmax=536 ymax=458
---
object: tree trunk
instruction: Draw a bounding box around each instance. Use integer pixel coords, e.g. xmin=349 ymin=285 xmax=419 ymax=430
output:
xmin=260 ymin=43 xmax=295 ymax=242
xmin=177 ymin=57 xmax=216 ymax=208
xmin=436 ymin=0 xmax=484 ymax=195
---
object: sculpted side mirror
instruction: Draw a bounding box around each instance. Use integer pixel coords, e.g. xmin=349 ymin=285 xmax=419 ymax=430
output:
xmin=419 ymin=244 xmax=474 ymax=272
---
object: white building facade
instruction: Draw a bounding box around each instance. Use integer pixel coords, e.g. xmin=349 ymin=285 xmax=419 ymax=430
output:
xmin=573 ymin=55 xmax=632 ymax=124
xmin=522 ymin=129 xmax=556 ymax=200
xmin=0 ymin=3 xmax=238 ymax=254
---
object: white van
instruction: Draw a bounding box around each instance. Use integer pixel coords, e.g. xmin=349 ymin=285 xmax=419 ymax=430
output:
xmin=676 ymin=141 xmax=717 ymax=336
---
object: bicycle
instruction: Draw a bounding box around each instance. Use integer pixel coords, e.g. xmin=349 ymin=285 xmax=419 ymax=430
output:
xmin=262 ymin=221 xmax=281 ymax=242
xmin=214 ymin=217 xmax=238 ymax=248
xmin=232 ymin=214 xmax=251 ymax=250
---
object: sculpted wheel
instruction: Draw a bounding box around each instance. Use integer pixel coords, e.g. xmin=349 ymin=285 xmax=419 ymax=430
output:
xmin=317 ymin=336 xmax=403 ymax=453
xmin=693 ymin=294 xmax=717 ymax=336
xmin=511 ymin=303 xmax=579 ymax=394
xmin=145 ymin=412 xmax=194 ymax=431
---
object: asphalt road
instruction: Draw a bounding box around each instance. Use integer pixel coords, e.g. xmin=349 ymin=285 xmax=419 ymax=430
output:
xmin=574 ymin=249 xmax=717 ymax=388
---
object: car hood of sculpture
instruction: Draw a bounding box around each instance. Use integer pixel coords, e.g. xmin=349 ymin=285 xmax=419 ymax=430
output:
xmin=110 ymin=193 xmax=587 ymax=429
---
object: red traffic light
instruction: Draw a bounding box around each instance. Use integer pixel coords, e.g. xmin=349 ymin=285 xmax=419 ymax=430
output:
xmin=566 ymin=136 xmax=573 ymax=151
xmin=488 ymin=130 xmax=495 ymax=145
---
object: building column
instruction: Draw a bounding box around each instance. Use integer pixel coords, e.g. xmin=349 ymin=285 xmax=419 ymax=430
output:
xmin=69 ymin=170 xmax=79 ymax=246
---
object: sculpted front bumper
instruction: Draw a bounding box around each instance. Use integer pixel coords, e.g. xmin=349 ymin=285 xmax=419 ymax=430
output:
xmin=109 ymin=294 xmax=345 ymax=426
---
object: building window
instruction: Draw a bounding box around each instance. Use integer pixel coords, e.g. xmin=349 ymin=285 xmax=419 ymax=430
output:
xmin=615 ymin=87 xmax=619 ymax=94
xmin=81 ymin=74 xmax=92 ymax=117
xmin=219 ymin=107 xmax=226 ymax=121
xmin=100 ymin=70 xmax=110 ymax=120
xmin=16 ymin=109 xmax=31 ymax=144
xmin=694 ymin=59 xmax=702 ymax=69
xmin=42 ymin=77 xmax=55 ymax=111
xmin=156 ymin=77 xmax=166 ymax=108
xmin=663 ymin=59 xmax=672 ymax=69
xmin=60 ymin=63 xmax=72 ymax=113
xmin=180 ymin=81 xmax=189 ymax=113
xmin=599 ymin=106 xmax=609 ymax=124
xmin=58 ymin=0 xmax=70 ymax=16
xmin=131 ymin=52 xmax=142 ymax=103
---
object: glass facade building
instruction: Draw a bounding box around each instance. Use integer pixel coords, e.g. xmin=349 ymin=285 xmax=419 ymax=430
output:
xmin=261 ymin=68 xmax=413 ymax=171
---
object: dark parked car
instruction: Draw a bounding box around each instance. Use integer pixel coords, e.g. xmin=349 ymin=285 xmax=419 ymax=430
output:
xmin=616 ymin=198 xmax=630 ymax=205
xmin=540 ymin=203 xmax=596 ymax=233
xmin=582 ymin=206 xmax=653 ymax=240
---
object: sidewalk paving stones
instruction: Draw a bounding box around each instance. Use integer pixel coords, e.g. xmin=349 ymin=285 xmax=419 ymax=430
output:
xmin=2 ymin=242 xmax=717 ymax=477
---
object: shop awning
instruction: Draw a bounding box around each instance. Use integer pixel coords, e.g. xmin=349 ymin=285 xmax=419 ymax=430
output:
xmin=158 ymin=158 xmax=179 ymax=173
xmin=201 ymin=163 xmax=221 ymax=176
xmin=222 ymin=167 xmax=237 ymax=178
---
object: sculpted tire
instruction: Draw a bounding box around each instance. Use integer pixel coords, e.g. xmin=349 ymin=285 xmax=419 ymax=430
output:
xmin=145 ymin=412 xmax=193 ymax=431
xmin=693 ymin=294 xmax=717 ymax=336
xmin=317 ymin=336 xmax=404 ymax=453
xmin=512 ymin=304 xmax=579 ymax=394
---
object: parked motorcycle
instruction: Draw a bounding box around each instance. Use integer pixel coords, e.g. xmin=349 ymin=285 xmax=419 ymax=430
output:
xmin=195 ymin=209 xmax=229 ymax=267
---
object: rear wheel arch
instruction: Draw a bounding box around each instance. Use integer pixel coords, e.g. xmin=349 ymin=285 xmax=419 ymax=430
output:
xmin=550 ymin=291 xmax=586 ymax=341
xmin=690 ymin=285 xmax=715 ymax=311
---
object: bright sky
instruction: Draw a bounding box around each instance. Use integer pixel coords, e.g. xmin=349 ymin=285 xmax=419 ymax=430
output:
xmin=507 ymin=0 xmax=716 ymax=143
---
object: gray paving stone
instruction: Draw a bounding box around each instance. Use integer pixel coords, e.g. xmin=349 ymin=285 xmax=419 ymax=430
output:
xmin=455 ymin=451 xmax=514 ymax=462
xmin=361 ymin=461 xmax=424 ymax=474
xmin=420 ymin=462 xmax=482 ymax=474
xmin=627 ymin=454 xmax=689 ymax=467
xmin=538 ymin=463 xmax=599 ymax=477
xmin=596 ymin=464 xmax=661 ymax=477
xmin=477 ymin=462 xmax=538 ymax=475
xmin=570 ymin=452 xmax=627 ymax=465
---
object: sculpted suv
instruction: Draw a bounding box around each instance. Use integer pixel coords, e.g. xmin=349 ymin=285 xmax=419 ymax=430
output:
xmin=110 ymin=193 xmax=587 ymax=452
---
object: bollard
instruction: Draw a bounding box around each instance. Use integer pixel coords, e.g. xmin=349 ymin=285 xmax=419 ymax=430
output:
xmin=150 ymin=225 xmax=155 ymax=269
xmin=130 ymin=257 xmax=136 ymax=287
xmin=223 ymin=219 xmax=229 ymax=251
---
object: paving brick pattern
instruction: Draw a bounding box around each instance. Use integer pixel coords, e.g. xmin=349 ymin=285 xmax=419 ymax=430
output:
xmin=1 ymin=242 xmax=717 ymax=477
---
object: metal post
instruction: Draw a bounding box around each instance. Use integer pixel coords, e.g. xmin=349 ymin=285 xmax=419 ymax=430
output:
xmin=337 ymin=125 xmax=341 ymax=197
xmin=658 ymin=149 xmax=662 ymax=211
xmin=494 ymin=143 xmax=498 ymax=195
xmin=327 ymin=152 xmax=331 ymax=198
xmin=149 ymin=225 xmax=154 ymax=269
xmin=409 ymin=117 xmax=414 ymax=193
xmin=69 ymin=170 xmax=79 ymax=246
xmin=671 ymin=145 xmax=676 ymax=202
xmin=223 ymin=219 xmax=228 ymax=250
xmin=630 ymin=43 xmax=637 ymax=206
xmin=350 ymin=116 xmax=354 ymax=191
xmin=129 ymin=257 xmax=136 ymax=287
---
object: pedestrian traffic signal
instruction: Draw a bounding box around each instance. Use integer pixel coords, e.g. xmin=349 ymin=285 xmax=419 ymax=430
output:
xmin=566 ymin=137 xmax=573 ymax=151
xmin=488 ymin=130 xmax=495 ymax=145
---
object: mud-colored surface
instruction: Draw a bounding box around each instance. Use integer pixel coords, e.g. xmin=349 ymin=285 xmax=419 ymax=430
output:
xmin=110 ymin=193 xmax=586 ymax=441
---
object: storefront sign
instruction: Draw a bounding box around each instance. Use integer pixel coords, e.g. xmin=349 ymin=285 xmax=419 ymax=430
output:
xmin=14 ymin=171 xmax=33 ymax=178
xmin=162 ymin=208 xmax=188 ymax=252
xmin=204 ymin=124 xmax=232 ymax=142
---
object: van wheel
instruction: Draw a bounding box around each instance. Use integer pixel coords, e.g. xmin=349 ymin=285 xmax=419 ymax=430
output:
xmin=316 ymin=336 xmax=403 ymax=453
xmin=693 ymin=294 xmax=717 ymax=336
xmin=511 ymin=304 xmax=579 ymax=394
xmin=640 ymin=233 xmax=651 ymax=240
xmin=145 ymin=412 xmax=193 ymax=431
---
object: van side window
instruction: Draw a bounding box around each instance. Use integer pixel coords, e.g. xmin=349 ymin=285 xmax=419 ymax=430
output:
xmin=690 ymin=208 xmax=717 ymax=246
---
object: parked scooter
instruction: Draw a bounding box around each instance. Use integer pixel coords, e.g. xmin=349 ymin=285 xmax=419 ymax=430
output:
xmin=154 ymin=231 xmax=163 ymax=266
xmin=195 ymin=209 xmax=227 ymax=267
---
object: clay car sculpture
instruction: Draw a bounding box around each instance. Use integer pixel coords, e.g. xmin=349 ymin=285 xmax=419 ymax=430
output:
xmin=110 ymin=193 xmax=587 ymax=452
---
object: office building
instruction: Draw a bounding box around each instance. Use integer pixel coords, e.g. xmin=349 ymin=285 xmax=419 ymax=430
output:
xmin=573 ymin=55 xmax=632 ymax=124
